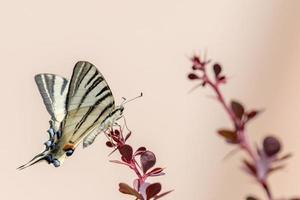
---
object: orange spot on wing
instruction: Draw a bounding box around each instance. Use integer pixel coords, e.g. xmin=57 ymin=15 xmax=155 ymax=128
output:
xmin=63 ymin=143 xmax=75 ymax=151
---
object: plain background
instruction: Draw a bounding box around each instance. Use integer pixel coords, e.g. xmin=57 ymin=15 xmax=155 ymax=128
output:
xmin=0 ymin=0 xmax=299 ymax=199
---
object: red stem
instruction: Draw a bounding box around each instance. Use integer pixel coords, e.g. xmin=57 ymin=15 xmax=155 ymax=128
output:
xmin=112 ymin=131 xmax=147 ymax=191
xmin=130 ymin=159 xmax=144 ymax=181
xmin=202 ymin=67 xmax=273 ymax=200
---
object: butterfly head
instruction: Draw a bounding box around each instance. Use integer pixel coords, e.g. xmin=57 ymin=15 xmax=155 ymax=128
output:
xmin=112 ymin=93 xmax=143 ymax=120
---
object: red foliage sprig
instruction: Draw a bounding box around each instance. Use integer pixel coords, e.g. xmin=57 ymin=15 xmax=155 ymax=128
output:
xmin=188 ymin=54 xmax=298 ymax=200
xmin=105 ymin=127 xmax=173 ymax=199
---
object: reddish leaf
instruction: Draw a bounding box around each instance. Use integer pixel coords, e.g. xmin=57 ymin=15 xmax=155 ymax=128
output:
xmin=114 ymin=129 xmax=120 ymax=135
xmin=109 ymin=160 xmax=127 ymax=165
xmin=125 ymin=131 xmax=132 ymax=141
xmin=119 ymin=183 xmax=143 ymax=199
xmin=188 ymin=73 xmax=200 ymax=80
xmin=213 ymin=63 xmax=222 ymax=77
xmin=146 ymin=183 xmax=161 ymax=200
xmin=147 ymin=167 xmax=164 ymax=176
xmin=137 ymin=147 xmax=147 ymax=151
xmin=118 ymin=145 xmax=133 ymax=162
xmin=106 ymin=141 xmax=114 ymax=147
xmin=148 ymin=167 xmax=164 ymax=175
xmin=246 ymin=110 xmax=260 ymax=120
xmin=191 ymin=56 xmax=201 ymax=65
xmin=192 ymin=65 xmax=197 ymax=70
xmin=107 ymin=130 xmax=113 ymax=136
xmin=112 ymin=135 xmax=120 ymax=142
xmin=153 ymin=190 xmax=174 ymax=199
xmin=243 ymin=159 xmax=256 ymax=175
xmin=276 ymin=153 xmax=292 ymax=161
xmin=268 ymin=165 xmax=285 ymax=174
xmin=141 ymin=151 xmax=156 ymax=173
xmin=190 ymin=56 xmax=203 ymax=70
xmin=263 ymin=136 xmax=281 ymax=157
xmin=231 ymin=100 xmax=245 ymax=119
xmin=217 ymin=129 xmax=239 ymax=144
xmin=135 ymin=147 xmax=147 ymax=156
xmin=218 ymin=76 xmax=226 ymax=82
xmin=246 ymin=196 xmax=260 ymax=200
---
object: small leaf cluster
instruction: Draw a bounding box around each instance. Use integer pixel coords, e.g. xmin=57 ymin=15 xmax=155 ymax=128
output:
xmin=106 ymin=128 xmax=172 ymax=200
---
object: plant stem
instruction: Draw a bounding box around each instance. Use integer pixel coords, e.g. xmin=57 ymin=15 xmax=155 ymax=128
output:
xmin=131 ymin=160 xmax=143 ymax=180
xmin=202 ymin=68 xmax=273 ymax=200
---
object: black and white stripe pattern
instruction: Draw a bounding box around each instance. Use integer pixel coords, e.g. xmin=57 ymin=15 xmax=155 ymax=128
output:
xmin=19 ymin=61 xmax=118 ymax=169
xmin=62 ymin=61 xmax=115 ymax=147
xmin=34 ymin=74 xmax=69 ymax=131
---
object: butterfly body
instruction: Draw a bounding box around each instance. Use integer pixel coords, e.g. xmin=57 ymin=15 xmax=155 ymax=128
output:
xmin=83 ymin=105 xmax=124 ymax=147
xmin=18 ymin=61 xmax=123 ymax=169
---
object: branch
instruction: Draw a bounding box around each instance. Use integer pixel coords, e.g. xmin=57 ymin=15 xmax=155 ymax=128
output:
xmin=188 ymin=54 xmax=295 ymax=200
xmin=105 ymin=126 xmax=172 ymax=200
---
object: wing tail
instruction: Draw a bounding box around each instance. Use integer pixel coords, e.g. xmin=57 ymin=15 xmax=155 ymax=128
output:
xmin=17 ymin=151 xmax=47 ymax=170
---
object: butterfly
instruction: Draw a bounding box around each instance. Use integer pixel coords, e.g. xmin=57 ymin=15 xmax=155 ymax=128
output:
xmin=18 ymin=61 xmax=128 ymax=169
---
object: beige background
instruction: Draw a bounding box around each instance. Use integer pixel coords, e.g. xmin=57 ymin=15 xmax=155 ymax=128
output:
xmin=0 ymin=0 xmax=299 ymax=199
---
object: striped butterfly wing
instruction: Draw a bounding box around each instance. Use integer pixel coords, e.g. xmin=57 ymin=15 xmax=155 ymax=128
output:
xmin=34 ymin=74 xmax=69 ymax=131
xmin=18 ymin=74 xmax=69 ymax=170
xmin=60 ymin=61 xmax=115 ymax=150
xmin=19 ymin=62 xmax=116 ymax=169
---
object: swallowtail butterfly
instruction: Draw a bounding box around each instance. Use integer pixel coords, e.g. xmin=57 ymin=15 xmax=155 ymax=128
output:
xmin=18 ymin=61 xmax=126 ymax=169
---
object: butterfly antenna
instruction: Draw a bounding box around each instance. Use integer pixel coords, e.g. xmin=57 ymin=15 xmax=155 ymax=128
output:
xmin=122 ymin=92 xmax=143 ymax=105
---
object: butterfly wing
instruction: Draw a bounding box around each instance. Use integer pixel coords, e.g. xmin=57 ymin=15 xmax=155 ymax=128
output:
xmin=19 ymin=61 xmax=115 ymax=169
xmin=18 ymin=74 xmax=69 ymax=170
xmin=82 ymin=128 xmax=102 ymax=148
xmin=82 ymin=121 xmax=111 ymax=148
xmin=55 ymin=61 xmax=115 ymax=156
xmin=35 ymin=74 xmax=69 ymax=131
